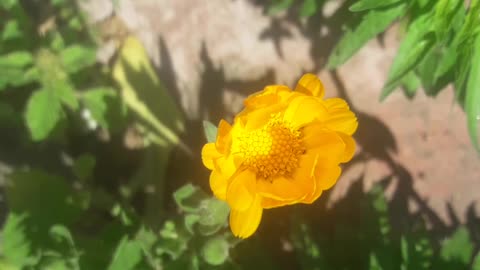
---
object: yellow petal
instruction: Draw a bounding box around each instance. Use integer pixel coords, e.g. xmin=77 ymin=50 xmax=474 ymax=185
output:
xmin=201 ymin=143 xmax=222 ymax=170
xmin=256 ymin=154 xmax=318 ymax=202
xmin=226 ymin=169 xmax=256 ymax=211
xmin=303 ymin=123 xmax=346 ymax=163
xmin=316 ymin=165 xmax=341 ymax=190
xmin=256 ymin=176 xmax=305 ymax=202
xmin=337 ymin=132 xmax=356 ymax=163
xmin=261 ymin=196 xmax=295 ymax=209
xmin=323 ymin=98 xmax=358 ymax=135
xmin=210 ymin=170 xmax=227 ymax=200
xmin=301 ymin=165 xmax=341 ymax=204
xmin=243 ymin=103 xmax=286 ymax=130
xmin=283 ymin=96 xmax=328 ymax=128
xmin=244 ymin=85 xmax=291 ymax=109
xmin=216 ymin=120 xmax=232 ymax=154
xmin=295 ymin=73 xmax=325 ymax=98
xmin=230 ymin=194 xmax=263 ymax=238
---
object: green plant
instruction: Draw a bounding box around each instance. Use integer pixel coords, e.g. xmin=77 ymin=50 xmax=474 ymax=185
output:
xmin=267 ymin=0 xmax=480 ymax=152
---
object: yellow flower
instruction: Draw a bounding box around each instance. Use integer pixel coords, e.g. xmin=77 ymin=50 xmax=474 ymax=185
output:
xmin=202 ymin=74 xmax=358 ymax=238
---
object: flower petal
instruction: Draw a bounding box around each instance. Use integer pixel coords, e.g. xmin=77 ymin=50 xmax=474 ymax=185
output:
xmin=283 ymin=96 xmax=328 ymax=128
xmin=337 ymin=132 xmax=356 ymax=163
xmin=295 ymin=73 xmax=325 ymax=98
xmin=303 ymin=123 xmax=346 ymax=163
xmin=323 ymin=98 xmax=358 ymax=135
xmin=226 ymin=169 xmax=256 ymax=211
xmin=216 ymin=120 xmax=232 ymax=153
xmin=229 ymin=194 xmax=263 ymax=238
xmin=256 ymin=176 xmax=305 ymax=202
xmin=210 ymin=169 xmax=227 ymax=200
xmin=256 ymin=154 xmax=318 ymax=203
xmin=317 ymin=165 xmax=342 ymax=190
xmin=201 ymin=143 xmax=222 ymax=170
xmin=301 ymin=165 xmax=341 ymax=204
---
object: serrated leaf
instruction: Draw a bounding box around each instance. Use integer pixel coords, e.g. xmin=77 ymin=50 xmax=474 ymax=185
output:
xmin=440 ymin=227 xmax=473 ymax=264
xmin=0 ymin=51 xmax=35 ymax=90
xmin=7 ymin=170 xmax=82 ymax=224
xmin=267 ymin=0 xmax=294 ymax=15
xmin=300 ymin=0 xmax=318 ymax=17
xmin=1 ymin=213 xmax=33 ymax=267
xmin=380 ymin=14 xmax=434 ymax=100
xmin=82 ymin=88 xmax=118 ymax=129
xmin=201 ymin=236 xmax=229 ymax=266
xmin=349 ymin=0 xmax=401 ymax=12
xmin=203 ymin=120 xmax=218 ymax=143
xmin=327 ymin=2 xmax=406 ymax=68
xmin=73 ymin=154 xmax=96 ymax=181
xmin=112 ymin=36 xmax=184 ymax=147
xmin=465 ymin=31 xmax=480 ymax=152
xmin=24 ymin=89 xmax=63 ymax=141
xmin=60 ymin=45 xmax=96 ymax=74
xmin=107 ymin=237 xmax=144 ymax=270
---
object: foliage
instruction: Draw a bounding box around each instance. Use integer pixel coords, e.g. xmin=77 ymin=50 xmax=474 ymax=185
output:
xmin=268 ymin=0 xmax=480 ymax=151
xmin=1 ymin=0 xmax=479 ymax=269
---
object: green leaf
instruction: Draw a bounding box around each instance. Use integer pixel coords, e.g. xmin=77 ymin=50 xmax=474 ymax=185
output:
xmin=401 ymin=72 xmax=420 ymax=99
xmin=6 ymin=170 xmax=82 ymax=224
xmin=300 ymin=0 xmax=318 ymax=17
xmin=2 ymin=20 xmax=23 ymax=41
xmin=1 ymin=213 xmax=34 ymax=267
xmin=440 ymin=227 xmax=473 ymax=264
xmin=0 ymin=0 xmax=18 ymax=9
xmin=327 ymin=2 xmax=406 ymax=68
xmin=73 ymin=154 xmax=96 ymax=181
xmin=454 ymin=0 xmax=480 ymax=100
xmin=416 ymin=46 xmax=442 ymax=95
xmin=35 ymin=49 xmax=78 ymax=110
xmin=203 ymin=120 xmax=218 ymax=143
xmin=0 ymin=51 xmax=36 ymax=90
xmin=60 ymin=45 xmax=96 ymax=74
xmin=173 ymin=184 xmax=208 ymax=213
xmin=157 ymin=220 xmax=190 ymax=260
xmin=107 ymin=237 xmax=144 ymax=270
xmin=112 ymin=36 xmax=184 ymax=147
xmin=267 ymin=0 xmax=294 ymax=15
xmin=82 ymin=88 xmax=118 ymax=129
xmin=473 ymin=252 xmax=480 ymax=270
xmin=433 ymin=0 xmax=464 ymax=41
xmin=198 ymin=198 xmax=229 ymax=227
xmin=197 ymin=198 xmax=229 ymax=236
xmin=24 ymin=89 xmax=63 ymax=141
xmin=349 ymin=0 xmax=401 ymax=12
xmin=369 ymin=253 xmax=383 ymax=270
xmin=465 ymin=31 xmax=480 ymax=152
xmin=380 ymin=14 xmax=434 ymax=100
xmin=184 ymin=214 xmax=201 ymax=234
xmin=201 ymin=236 xmax=230 ymax=266
xmin=0 ymin=51 xmax=33 ymax=67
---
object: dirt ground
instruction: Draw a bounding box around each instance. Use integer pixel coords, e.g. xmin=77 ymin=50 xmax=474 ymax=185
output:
xmin=81 ymin=0 xmax=480 ymax=230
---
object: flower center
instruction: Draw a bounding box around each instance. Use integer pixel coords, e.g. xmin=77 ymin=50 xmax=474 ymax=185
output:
xmin=237 ymin=115 xmax=304 ymax=179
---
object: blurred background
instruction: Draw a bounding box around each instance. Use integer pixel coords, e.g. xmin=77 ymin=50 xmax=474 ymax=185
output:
xmin=1 ymin=0 xmax=479 ymax=269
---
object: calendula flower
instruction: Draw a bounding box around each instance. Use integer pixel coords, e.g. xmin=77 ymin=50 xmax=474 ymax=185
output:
xmin=202 ymin=73 xmax=358 ymax=238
